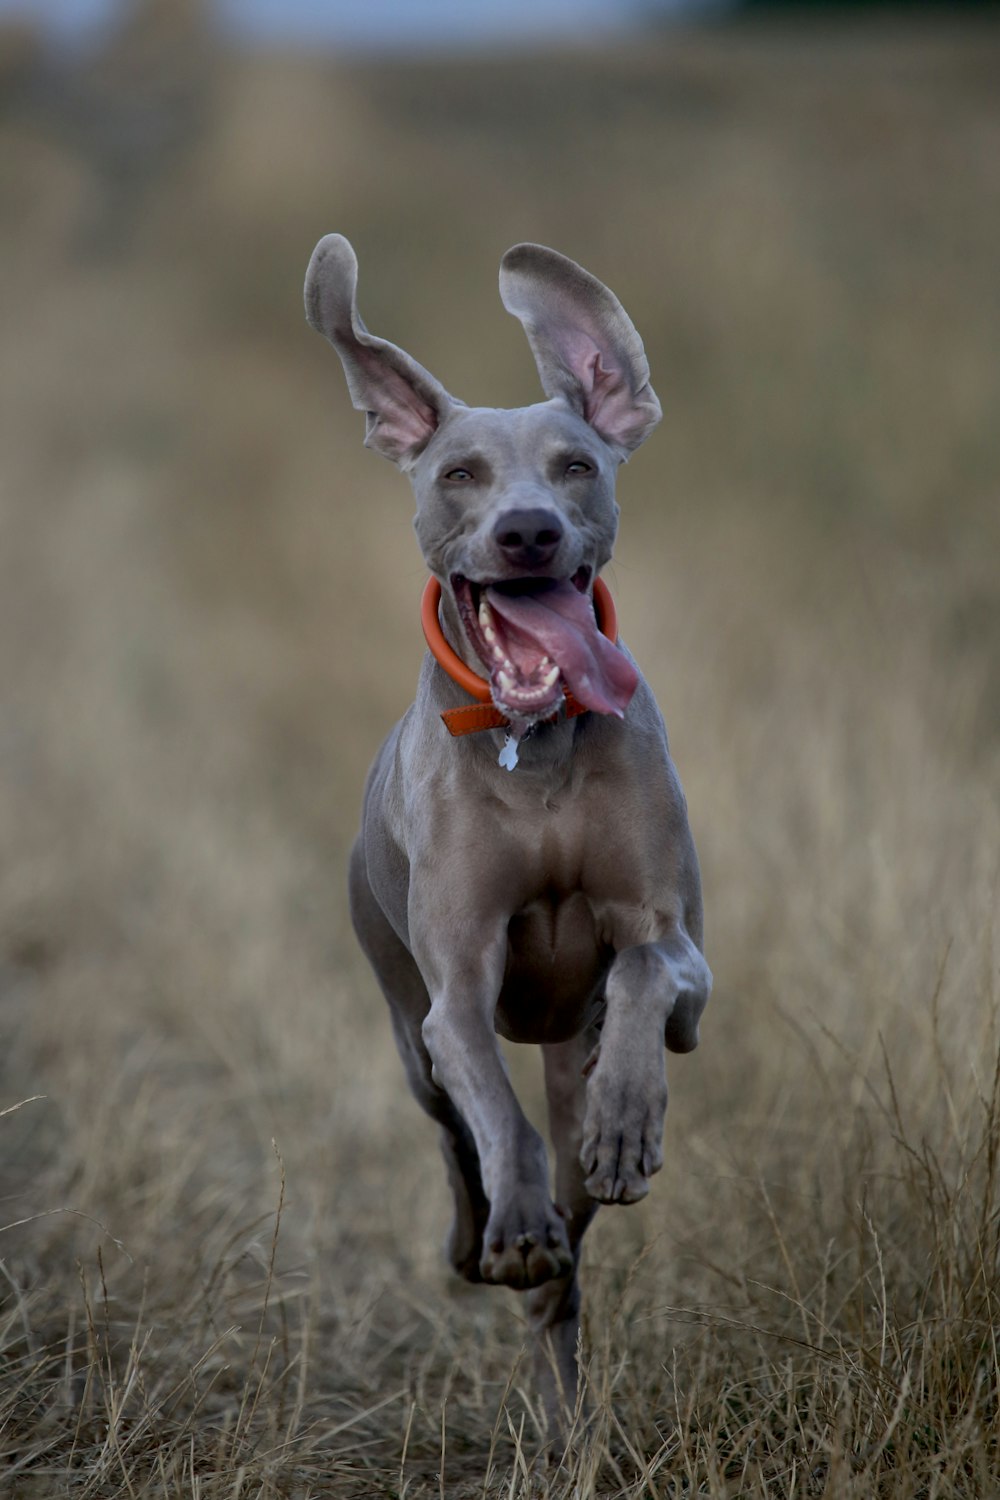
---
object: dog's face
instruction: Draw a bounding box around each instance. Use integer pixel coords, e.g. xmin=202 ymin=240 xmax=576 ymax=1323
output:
xmin=411 ymin=400 xmax=625 ymax=719
xmin=305 ymin=236 xmax=660 ymax=721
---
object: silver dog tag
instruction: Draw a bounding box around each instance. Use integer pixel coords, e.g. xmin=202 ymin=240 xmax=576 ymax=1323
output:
xmin=498 ymin=733 xmax=519 ymax=771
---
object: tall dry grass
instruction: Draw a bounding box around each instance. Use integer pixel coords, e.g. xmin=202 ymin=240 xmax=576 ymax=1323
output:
xmin=1 ymin=11 xmax=998 ymax=1495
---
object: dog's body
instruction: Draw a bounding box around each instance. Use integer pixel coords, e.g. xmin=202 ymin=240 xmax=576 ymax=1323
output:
xmin=305 ymin=236 xmax=711 ymax=1414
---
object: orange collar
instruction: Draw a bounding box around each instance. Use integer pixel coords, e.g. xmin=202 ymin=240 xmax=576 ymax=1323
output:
xmin=420 ymin=576 xmax=619 ymax=736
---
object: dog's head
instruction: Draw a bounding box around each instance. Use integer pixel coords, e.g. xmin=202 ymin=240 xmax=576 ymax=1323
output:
xmin=305 ymin=236 xmax=660 ymax=722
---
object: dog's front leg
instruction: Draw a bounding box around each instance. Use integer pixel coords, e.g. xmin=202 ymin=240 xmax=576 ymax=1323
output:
xmin=414 ymin=918 xmax=573 ymax=1291
xmin=525 ymin=1030 xmax=600 ymax=1427
xmin=582 ymin=928 xmax=711 ymax=1205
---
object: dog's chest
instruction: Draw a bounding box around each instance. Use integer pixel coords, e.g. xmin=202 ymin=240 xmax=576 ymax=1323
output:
xmin=496 ymin=889 xmax=608 ymax=1042
xmin=498 ymin=785 xmax=659 ymax=917
xmin=490 ymin=814 xmax=661 ymax=1044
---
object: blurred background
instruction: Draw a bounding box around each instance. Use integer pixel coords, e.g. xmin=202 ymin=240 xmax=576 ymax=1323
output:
xmin=1 ymin=0 xmax=999 ymax=1491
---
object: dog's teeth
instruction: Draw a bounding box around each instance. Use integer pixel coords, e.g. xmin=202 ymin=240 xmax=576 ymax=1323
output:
xmin=483 ymin=624 xmax=496 ymax=644
xmin=503 ymin=657 xmax=514 ymax=673
xmin=491 ymin=642 xmax=504 ymax=662
xmin=538 ymin=654 xmax=552 ymax=670
xmin=498 ymin=669 xmax=515 ymax=696
xmin=542 ymin=665 xmax=559 ymax=688
xmin=478 ymin=598 xmax=492 ymax=629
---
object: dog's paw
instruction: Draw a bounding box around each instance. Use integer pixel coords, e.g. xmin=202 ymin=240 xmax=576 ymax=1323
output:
xmin=479 ymin=1190 xmax=574 ymax=1290
xmin=580 ymin=1067 xmax=667 ymax=1205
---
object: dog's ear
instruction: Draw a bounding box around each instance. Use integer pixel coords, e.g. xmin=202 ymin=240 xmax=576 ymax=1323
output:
xmin=305 ymin=235 xmax=457 ymax=468
xmin=499 ymin=244 xmax=661 ymax=458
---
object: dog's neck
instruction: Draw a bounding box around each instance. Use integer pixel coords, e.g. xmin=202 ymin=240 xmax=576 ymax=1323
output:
xmin=416 ymin=582 xmax=598 ymax=774
xmin=422 ymin=575 xmax=620 ymax=744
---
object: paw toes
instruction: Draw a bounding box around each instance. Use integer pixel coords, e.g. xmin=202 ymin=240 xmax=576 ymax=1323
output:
xmin=526 ymin=1243 xmax=570 ymax=1285
xmin=617 ymin=1173 xmax=650 ymax=1205
xmin=582 ymin=1126 xmax=659 ymax=1205
xmin=479 ymin=1203 xmax=572 ymax=1289
xmin=640 ymin=1141 xmax=663 ymax=1179
xmin=584 ymin=1164 xmax=650 ymax=1206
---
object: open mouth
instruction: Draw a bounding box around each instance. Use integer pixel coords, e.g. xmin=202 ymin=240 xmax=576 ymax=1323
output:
xmin=451 ymin=566 xmax=638 ymax=722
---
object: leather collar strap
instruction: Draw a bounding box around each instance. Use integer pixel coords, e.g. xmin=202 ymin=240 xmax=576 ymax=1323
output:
xmin=420 ymin=576 xmax=619 ymax=737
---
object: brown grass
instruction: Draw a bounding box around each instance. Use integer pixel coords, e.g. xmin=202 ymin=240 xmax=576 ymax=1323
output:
xmin=1 ymin=10 xmax=999 ymax=1495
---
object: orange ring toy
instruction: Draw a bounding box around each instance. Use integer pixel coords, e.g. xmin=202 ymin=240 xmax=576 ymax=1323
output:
xmin=421 ymin=576 xmax=619 ymax=703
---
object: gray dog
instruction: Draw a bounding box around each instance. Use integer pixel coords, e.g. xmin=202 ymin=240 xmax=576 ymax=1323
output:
xmin=305 ymin=235 xmax=711 ymax=1418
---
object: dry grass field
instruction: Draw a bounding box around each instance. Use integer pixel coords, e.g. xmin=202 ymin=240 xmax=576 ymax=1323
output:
xmin=1 ymin=10 xmax=999 ymax=1495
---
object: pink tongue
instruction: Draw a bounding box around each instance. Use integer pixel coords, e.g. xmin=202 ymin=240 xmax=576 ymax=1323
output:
xmin=485 ymin=580 xmax=638 ymax=717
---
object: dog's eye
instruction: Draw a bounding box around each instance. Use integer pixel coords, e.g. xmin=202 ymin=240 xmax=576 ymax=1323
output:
xmin=444 ymin=467 xmax=474 ymax=483
xmin=566 ymin=460 xmax=593 ymax=476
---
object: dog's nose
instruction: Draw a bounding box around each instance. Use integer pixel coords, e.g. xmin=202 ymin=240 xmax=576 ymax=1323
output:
xmin=492 ymin=508 xmax=564 ymax=569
